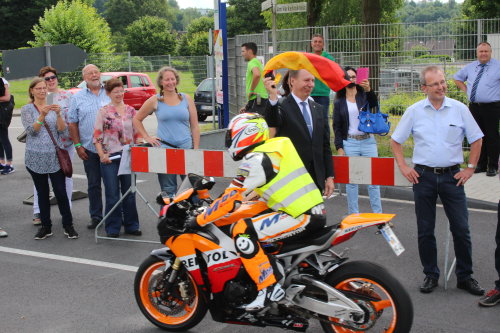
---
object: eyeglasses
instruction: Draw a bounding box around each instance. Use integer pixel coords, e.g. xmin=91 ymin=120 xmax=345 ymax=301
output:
xmin=424 ymin=80 xmax=446 ymax=88
xmin=44 ymin=75 xmax=57 ymax=81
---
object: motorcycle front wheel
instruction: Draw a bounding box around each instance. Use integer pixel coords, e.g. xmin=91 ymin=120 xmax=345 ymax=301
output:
xmin=134 ymin=255 xmax=207 ymax=331
xmin=320 ymin=260 xmax=413 ymax=333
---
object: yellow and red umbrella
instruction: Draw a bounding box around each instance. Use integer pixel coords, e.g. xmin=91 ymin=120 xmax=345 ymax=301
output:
xmin=263 ymin=51 xmax=351 ymax=92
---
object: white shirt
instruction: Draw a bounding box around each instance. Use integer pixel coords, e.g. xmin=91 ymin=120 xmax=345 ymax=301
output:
xmin=347 ymin=100 xmax=364 ymax=135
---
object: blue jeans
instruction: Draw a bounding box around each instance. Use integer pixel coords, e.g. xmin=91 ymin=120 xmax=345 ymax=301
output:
xmin=158 ymin=174 xmax=186 ymax=198
xmin=101 ymin=158 xmax=139 ymax=235
xmin=82 ymin=149 xmax=103 ymax=220
xmin=413 ymin=165 xmax=473 ymax=280
xmin=312 ymin=95 xmax=331 ymax=137
xmin=27 ymin=167 xmax=72 ymax=228
xmin=342 ymin=136 xmax=382 ymax=214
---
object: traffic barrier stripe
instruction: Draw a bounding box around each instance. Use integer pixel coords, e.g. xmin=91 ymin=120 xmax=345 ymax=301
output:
xmin=130 ymin=147 xmax=411 ymax=186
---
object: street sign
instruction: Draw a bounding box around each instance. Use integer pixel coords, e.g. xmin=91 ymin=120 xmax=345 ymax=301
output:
xmin=2 ymin=43 xmax=86 ymax=80
xmin=276 ymin=2 xmax=307 ymax=14
xmin=261 ymin=0 xmax=272 ymax=11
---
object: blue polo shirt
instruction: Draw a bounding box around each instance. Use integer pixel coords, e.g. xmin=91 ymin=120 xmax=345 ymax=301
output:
xmin=454 ymin=58 xmax=500 ymax=103
xmin=391 ymin=97 xmax=483 ymax=167
xmin=68 ymin=86 xmax=110 ymax=153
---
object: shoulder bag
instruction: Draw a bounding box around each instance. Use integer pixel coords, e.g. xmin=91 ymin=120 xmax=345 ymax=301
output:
xmin=357 ymin=102 xmax=391 ymax=136
xmin=0 ymin=95 xmax=15 ymax=129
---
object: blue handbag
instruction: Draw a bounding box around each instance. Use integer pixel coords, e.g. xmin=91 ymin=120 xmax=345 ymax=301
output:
xmin=357 ymin=102 xmax=391 ymax=136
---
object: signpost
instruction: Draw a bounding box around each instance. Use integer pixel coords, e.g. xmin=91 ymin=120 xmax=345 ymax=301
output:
xmin=276 ymin=2 xmax=307 ymax=14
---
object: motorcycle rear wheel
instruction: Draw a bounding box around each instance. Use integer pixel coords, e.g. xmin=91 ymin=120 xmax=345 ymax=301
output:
xmin=320 ymin=261 xmax=413 ymax=333
xmin=134 ymin=255 xmax=207 ymax=331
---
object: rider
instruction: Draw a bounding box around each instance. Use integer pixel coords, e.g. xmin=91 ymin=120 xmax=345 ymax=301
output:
xmin=192 ymin=113 xmax=327 ymax=311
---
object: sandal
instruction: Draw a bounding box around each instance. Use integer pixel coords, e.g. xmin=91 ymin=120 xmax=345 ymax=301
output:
xmin=33 ymin=213 xmax=41 ymax=225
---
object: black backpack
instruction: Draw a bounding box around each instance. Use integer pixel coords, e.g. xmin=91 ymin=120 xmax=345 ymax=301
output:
xmin=0 ymin=78 xmax=15 ymax=129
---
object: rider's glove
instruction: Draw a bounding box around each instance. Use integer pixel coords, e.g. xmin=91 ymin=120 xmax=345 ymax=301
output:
xmin=185 ymin=216 xmax=201 ymax=230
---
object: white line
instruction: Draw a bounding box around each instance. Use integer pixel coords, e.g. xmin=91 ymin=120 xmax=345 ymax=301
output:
xmin=0 ymin=246 xmax=139 ymax=272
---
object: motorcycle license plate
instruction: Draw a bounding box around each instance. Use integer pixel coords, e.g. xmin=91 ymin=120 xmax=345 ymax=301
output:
xmin=380 ymin=224 xmax=405 ymax=256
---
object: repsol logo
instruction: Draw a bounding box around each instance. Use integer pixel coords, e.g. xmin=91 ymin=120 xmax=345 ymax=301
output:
xmin=206 ymin=250 xmax=231 ymax=265
xmin=181 ymin=255 xmax=199 ymax=269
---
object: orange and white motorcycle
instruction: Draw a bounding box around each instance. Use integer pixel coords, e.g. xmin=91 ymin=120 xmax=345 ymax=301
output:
xmin=134 ymin=174 xmax=413 ymax=332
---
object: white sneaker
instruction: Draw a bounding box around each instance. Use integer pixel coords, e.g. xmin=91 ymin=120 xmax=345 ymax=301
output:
xmin=244 ymin=283 xmax=285 ymax=312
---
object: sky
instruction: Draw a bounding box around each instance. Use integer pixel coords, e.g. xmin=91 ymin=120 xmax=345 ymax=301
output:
xmin=178 ymin=0 xmax=216 ymax=9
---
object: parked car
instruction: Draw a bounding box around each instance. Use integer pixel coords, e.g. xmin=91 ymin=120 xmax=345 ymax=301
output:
xmin=194 ymin=78 xmax=220 ymax=121
xmin=68 ymin=72 xmax=157 ymax=109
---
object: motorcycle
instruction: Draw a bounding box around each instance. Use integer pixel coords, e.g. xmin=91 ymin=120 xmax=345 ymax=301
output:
xmin=134 ymin=174 xmax=413 ymax=332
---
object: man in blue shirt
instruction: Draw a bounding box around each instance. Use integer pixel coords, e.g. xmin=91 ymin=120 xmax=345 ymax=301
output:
xmin=391 ymin=65 xmax=484 ymax=296
xmin=454 ymin=42 xmax=500 ymax=177
xmin=68 ymin=64 xmax=110 ymax=229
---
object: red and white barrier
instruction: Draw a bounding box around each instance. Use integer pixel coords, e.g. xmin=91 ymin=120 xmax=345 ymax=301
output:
xmin=131 ymin=147 xmax=411 ymax=186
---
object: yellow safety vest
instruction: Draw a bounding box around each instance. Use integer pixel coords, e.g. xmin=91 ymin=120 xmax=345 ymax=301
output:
xmin=253 ymin=137 xmax=324 ymax=218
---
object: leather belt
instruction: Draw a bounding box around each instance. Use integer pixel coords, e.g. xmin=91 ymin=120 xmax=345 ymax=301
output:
xmin=348 ymin=133 xmax=371 ymax=140
xmin=415 ymin=164 xmax=460 ymax=175
xmin=470 ymin=101 xmax=500 ymax=107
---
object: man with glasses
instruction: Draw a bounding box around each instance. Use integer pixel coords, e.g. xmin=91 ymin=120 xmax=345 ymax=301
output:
xmin=68 ymin=64 xmax=110 ymax=229
xmin=454 ymin=42 xmax=500 ymax=177
xmin=391 ymin=65 xmax=484 ymax=296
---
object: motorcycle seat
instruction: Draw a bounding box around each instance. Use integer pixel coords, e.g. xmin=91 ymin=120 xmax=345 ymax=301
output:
xmin=277 ymin=225 xmax=338 ymax=253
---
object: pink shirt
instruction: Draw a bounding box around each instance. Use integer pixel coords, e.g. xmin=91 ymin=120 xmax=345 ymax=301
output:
xmin=93 ymin=104 xmax=140 ymax=154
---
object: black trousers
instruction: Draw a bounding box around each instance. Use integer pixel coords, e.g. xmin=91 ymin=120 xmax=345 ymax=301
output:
xmin=470 ymin=102 xmax=500 ymax=170
xmin=495 ymin=200 xmax=500 ymax=290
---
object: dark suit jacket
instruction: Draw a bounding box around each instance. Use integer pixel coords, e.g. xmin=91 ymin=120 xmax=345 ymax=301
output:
xmin=333 ymin=89 xmax=378 ymax=150
xmin=265 ymin=95 xmax=334 ymax=190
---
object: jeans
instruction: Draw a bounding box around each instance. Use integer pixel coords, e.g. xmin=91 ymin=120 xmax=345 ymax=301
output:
xmin=495 ymin=200 xmax=500 ymax=290
xmin=0 ymin=127 xmax=12 ymax=161
xmin=33 ymin=146 xmax=75 ymax=214
xmin=413 ymin=165 xmax=473 ymax=280
xmin=83 ymin=149 xmax=103 ymax=220
xmin=158 ymin=174 xmax=185 ymax=198
xmin=27 ymin=167 xmax=72 ymax=228
xmin=312 ymin=95 xmax=331 ymax=137
xmin=101 ymin=158 xmax=140 ymax=235
xmin=342 ymin=136 xmax=382 ymax=214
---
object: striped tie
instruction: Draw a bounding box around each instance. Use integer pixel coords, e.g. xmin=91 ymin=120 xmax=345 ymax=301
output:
xmin=300 ymin=101 xmax=313 ymax=137
xmin=470 ymin=63 xmax=486 ymax=102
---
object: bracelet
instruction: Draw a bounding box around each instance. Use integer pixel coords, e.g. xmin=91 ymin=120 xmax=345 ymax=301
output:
xmin=74 ymin=143 xmax=82 ymax=148
xmin=36 ymin=120 xmax=44 ymax=125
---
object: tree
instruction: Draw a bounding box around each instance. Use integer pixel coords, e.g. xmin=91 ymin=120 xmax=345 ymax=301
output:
xmin=186 ymin=16 xmax=214 ymax=36
xmin=360 ymin=0 xmax=383 ymax=92
xmin=0 ymin=0 xmax=58 ymax=50
xmin=307 ymin=0 xmax=326 ymax=27
xmin=29 ymin=0 xmax=114 ymax=54
xmin=177 ymin=16 xmax=213 ymax=56
xmin=227 ymin=0 xmax=267 ymax=36
xmin=104 ymin=0 xmax=175 ymax=33
xmin=125 ymin=16 xmax=176 ymax=56
xmin=461 ymin=0 xmax=500 ymax=19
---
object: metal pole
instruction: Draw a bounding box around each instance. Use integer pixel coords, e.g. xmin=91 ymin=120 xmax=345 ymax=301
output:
xmin=477 ymin=19 xmax=483 ymax=46
xmin=44 ymin=42 xmax=52 ymax=67
xmin=128 ymin=51 xmax=132 ymax=72
xmin=272 ymin=0 xmax=277 ymax=55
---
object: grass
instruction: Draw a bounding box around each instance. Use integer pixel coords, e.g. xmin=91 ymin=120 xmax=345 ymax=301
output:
xmin=8 ymin=71 xmax=198 ymax=109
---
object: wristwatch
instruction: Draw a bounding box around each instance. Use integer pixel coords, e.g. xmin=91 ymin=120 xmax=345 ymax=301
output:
xmin=467 ymin=164 xmax=476 ymax=169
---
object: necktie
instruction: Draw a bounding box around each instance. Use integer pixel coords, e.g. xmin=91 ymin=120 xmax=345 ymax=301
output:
xmin=300 ymin=101 xmax=313 ymax=137
xmin=470 ymin=63 xmax=486 ymax=102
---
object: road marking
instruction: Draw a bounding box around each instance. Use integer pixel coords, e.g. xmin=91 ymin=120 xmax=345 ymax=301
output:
xmin=0 ymin=246 xmax=139 ymax=272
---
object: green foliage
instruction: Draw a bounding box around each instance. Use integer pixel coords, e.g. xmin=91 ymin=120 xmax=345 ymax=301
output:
xmin=186 ymin=17 xmax=213 ymax=35
xmin=29 ymin=0 xmax=114 ymax=54
xmin=175 ymin=34 xmax=191 ymax=56
xmin=461 ymin=0 xmax=500 ymax=19
xmin=177 ymin=16 xmax=213 ymax=56
xmin=262 ymin=0 xmax=306 ymax=29
xmin=187 ymin=32 xmax=209 ymax=56
xmin=381 ymin=92 xmax=423 ymax=116
xmin=104 ymin=0 xmax=175 ymax=33
xmin=397 ymin=0 xmax=461 ymax=23
xmin=417 ymin=54 xmax=452 ymax=62
xmin=0 ymin=0 xmax=58 ymax=49
xmin=316 ymin=0 xmax=403 ymax=26
xmin=125 ymin=16 xmax=176 ymax=56
xmin=226 ymin=0 xmax=267 ymax=36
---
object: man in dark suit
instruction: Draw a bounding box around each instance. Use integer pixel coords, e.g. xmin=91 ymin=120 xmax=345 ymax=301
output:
xmin=263 ymin=69 xmax=335 ymax=197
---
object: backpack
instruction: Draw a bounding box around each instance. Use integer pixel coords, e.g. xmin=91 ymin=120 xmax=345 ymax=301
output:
xmin=0 ymin=78 xmax=15 ymax=129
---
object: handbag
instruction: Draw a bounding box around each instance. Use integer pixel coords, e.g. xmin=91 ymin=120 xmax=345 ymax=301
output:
xmin=357 ymin=102 xmax=391 ymax=136
xmin=0 ymin=95 xmax=15 ymax=129
xmin=17 ymin=130 xmax=27 ymax=143
xmin=44 ymin=122 xmax=73 ymax=178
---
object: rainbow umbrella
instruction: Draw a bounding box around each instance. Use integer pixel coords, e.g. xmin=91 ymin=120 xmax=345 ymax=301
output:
xmin=263 ymin=51 xmax=351 ymax=92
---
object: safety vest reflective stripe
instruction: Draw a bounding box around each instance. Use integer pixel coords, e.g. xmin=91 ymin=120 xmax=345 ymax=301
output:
xmin=263 ymin=167 xmax=309 ymax=197
xmin=267 ymin=183 xmax=319 ymax=212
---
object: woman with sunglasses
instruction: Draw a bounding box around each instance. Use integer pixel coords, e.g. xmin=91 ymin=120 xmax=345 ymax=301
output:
xmin=30 ymin=67 xmax=74 ymax=225
xmin=333 ymin=66 xmax=382 ymax=215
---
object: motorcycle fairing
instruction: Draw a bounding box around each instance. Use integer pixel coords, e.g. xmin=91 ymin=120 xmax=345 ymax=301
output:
xmin=215 ymin=200 xmax=269 ymax=227
xmin=166 ymin=233 xmax=242 ymax=293
xmin=332 ymin=213 xmax=396 ymax=246
xmin=197 ymin=188 xmax=246 ymax=227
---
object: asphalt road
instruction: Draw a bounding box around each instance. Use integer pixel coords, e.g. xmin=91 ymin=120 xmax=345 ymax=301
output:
xmin=1 ymin=117 xmax=499 ymax=332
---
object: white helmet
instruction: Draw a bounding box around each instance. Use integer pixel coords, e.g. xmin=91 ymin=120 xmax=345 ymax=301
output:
xmin=225 ymin=113 xmax=269 ymax=161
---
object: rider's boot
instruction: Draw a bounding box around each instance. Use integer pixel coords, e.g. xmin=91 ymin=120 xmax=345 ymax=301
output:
xmin=243 ymin=283 xmax=285 ymax=312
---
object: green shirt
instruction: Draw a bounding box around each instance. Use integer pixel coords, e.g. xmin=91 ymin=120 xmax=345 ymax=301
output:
xmin=246 ymin=58 xmax=268 ymax=100
xmin=311 ymin=51 xmax=335 ymax=97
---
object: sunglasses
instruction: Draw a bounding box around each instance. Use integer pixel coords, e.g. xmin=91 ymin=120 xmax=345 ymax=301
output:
xmin=44 ymin=75 xmax=57 ymax=81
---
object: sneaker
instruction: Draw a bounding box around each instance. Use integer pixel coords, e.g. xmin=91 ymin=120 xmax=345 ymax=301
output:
xmin=33 ymin=213 xmax=41 ymax=225
xmin=64 ymin=225 xmax=79 ymax=239
xmin=34 ymin=227 xmax=53 ymax=240
xmin=1 ymin=165 xmax=14 ymax=175
xmin=479 ymin=289 xmax=500 ymax=307
xmin=243 ymin=283 xmax=285 ymax=312
xmin=0 ymin=227 xmax=8 ymax=238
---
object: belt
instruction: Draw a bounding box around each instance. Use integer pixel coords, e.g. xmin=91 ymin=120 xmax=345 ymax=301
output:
xmin=470 ymin=101 xmax=500 ymax=106
xmin=348 ymin=133 xmax=371 ymax=140
xmin=415 ymin=164 xmax=460 ymax=175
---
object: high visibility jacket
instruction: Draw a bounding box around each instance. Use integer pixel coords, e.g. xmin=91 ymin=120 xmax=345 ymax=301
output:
xmin=253 ymin=137 xmax=323 ymax=218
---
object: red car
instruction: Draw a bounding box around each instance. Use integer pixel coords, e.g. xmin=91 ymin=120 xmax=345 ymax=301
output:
xmin=68 ymin=72 xmax=157 ymax=109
